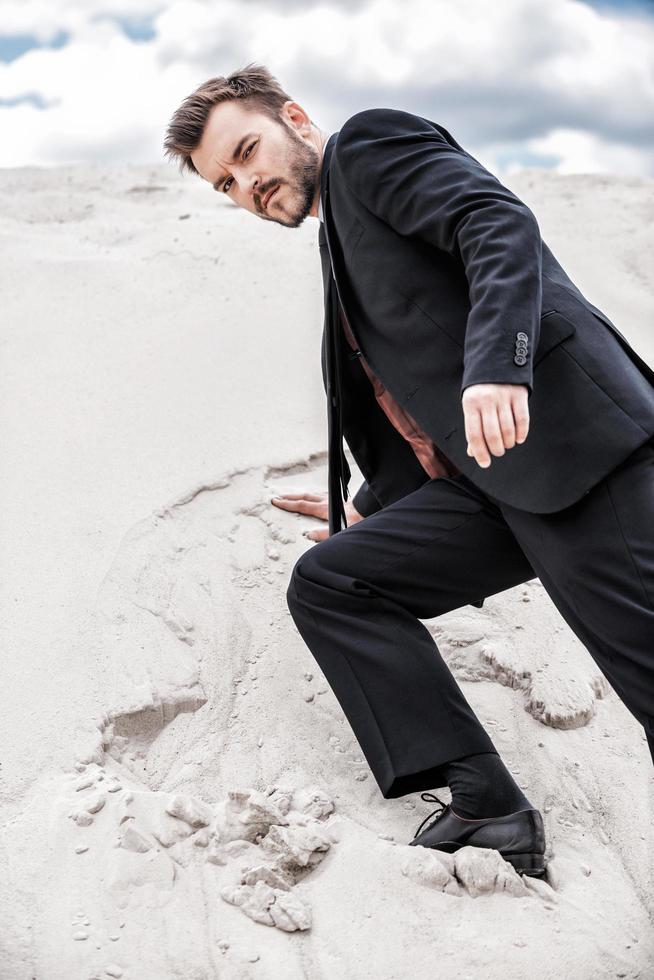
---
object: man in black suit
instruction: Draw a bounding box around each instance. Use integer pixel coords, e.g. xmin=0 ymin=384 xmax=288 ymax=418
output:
xmin=165 ymin=65 xmax=654 ymax=878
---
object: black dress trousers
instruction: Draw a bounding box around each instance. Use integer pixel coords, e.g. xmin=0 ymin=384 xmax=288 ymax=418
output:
xmin=286 ymin=436 xmax=654 ymax=799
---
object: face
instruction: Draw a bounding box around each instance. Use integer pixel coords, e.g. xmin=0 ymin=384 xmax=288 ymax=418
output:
xmin=190 ymin=99 xmax=323 ymax=228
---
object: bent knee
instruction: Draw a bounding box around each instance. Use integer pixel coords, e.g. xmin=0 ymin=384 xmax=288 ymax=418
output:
xmin=286 ymin=552 xmax=318 ymax=608
xmin=286 ymin=539 xmax=343 ymax=607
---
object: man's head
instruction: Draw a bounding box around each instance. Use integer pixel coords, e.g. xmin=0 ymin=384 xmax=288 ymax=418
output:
xmin=163 ymin=63 xmax=327 ymax=228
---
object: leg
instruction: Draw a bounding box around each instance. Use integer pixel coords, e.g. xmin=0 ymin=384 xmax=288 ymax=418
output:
xmin=286 ymin=473 xmax=537 ymax=798
xmin=496 ymin=436 xmax=654 ymax=764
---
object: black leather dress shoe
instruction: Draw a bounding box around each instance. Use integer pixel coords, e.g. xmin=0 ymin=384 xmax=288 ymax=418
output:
xmin=408 ymin=792 xmax=547 ymax=878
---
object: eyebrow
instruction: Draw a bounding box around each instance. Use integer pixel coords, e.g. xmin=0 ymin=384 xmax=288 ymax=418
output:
xmin=212 ymin=132 xmax=257 ymax=190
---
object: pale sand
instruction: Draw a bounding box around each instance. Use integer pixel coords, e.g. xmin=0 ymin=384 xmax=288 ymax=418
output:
xmin=0 ymin=162 xmax=652 ymax=979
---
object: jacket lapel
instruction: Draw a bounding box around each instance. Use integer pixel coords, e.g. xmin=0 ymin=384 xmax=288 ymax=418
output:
xmin=318 ymin=132 xmax=431 ymax=524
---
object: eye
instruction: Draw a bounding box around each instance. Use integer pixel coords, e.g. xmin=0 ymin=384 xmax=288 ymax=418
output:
xmin=222 ymin=141 xmax=257 ymax=194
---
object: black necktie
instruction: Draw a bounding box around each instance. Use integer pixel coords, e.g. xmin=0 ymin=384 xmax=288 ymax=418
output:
xmin=319 ymin=133 xmax=351 ymax=536
xmin=324 ymin=283 xmax=352 ymax=535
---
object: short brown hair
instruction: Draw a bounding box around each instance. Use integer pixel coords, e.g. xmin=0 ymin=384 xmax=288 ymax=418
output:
xmin=163 ymin=62 xmax=310 ymax=175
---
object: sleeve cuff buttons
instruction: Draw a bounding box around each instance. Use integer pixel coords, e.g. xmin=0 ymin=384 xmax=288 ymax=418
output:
xmin=514 ymin=331 xmax=529 ymax=365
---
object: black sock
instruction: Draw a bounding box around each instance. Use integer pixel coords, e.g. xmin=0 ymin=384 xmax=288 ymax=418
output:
xmin=441 ymin=750 xmax=533 ymax=819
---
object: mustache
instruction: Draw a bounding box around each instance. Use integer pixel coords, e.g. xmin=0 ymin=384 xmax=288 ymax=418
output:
xmin=257 ymin=181 xmax=283 ymax=208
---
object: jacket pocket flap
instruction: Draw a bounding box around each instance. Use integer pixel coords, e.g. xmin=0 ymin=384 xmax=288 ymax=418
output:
xmin=534 ymin=311 xmax=576 ymax=366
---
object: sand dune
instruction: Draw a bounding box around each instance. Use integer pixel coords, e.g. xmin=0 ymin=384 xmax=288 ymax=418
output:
xmin=0 ymin=163 xmax=653 ymax=979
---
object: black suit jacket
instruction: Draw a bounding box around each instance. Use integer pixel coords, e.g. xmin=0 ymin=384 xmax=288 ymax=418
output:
xmin=318 ymin=107 xmax=654 ymax=528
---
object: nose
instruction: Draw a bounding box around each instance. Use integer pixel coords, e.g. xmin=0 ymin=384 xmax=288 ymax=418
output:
xmin=250 ymin=175 xmax=262 ymax=207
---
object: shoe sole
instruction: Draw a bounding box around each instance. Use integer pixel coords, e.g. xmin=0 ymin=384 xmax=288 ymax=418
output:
xmin=417 ymin=841 xmax=547 ymax=878
xmin=502 ymin=851 xmax=547 ymax=878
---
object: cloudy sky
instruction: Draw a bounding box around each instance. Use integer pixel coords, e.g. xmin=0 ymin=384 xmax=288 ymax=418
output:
xmin=1 ymin=0 xmax=653 ymax=175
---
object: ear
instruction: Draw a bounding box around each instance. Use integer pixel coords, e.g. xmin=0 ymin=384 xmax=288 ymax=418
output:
xmin=283 ymin=101 xmax=311 ymax=133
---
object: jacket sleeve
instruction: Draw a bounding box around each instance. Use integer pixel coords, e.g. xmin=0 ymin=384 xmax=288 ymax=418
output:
xmin=334 ymin=107 xmax=543 ymax=398
xmin=352 ymin=479 xmax=383 ymax=518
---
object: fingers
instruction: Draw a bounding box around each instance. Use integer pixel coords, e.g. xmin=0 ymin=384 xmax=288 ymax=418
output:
xmin=303 ymin=527 xmax=330 ymax=542
xmin=270 ymin=492 xmax=331 ymax=534
xmin=497 ymin=400 xmax=517 ymax=450
xmin=513 ymin=396 xmax=530 ymax=445
xmin=463 ymin=383 xmax=530 ymax=468
xmin=466 ymin=403 xmax=502 ymax=468
xmin=272 ymin=492 xmax=326 ymax=503
xmin=271 ymin=492 xmax=327 ymax=518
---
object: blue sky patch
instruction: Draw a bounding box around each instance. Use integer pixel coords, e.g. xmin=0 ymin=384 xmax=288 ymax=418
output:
xmin=0 ymin=92 xmax=51 ymax=109
xmin=0 ymin=31 xmax=69 ymax=64
xmin=580 ymin=0 xmax=654 ymax=15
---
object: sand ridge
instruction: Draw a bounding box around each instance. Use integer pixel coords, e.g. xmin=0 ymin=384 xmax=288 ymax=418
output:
xmin=32 ymin=457 xmax=654 ymax=976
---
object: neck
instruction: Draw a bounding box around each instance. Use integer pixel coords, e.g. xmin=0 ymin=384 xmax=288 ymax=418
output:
xmin=310 ymin=127 xmax=330 ymax=219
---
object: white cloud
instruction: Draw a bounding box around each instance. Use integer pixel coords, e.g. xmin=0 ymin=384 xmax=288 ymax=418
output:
xmin=0 ymin=18 xmax=199 ymax=165
xmin=0 ymin=0 xmax=165 ymax=41
xmin=524 ymin=126 xmax=654 ymax=175
xmin=0 ymin=0 xmax=652 ymax=175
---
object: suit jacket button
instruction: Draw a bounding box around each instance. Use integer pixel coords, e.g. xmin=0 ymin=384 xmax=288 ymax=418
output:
xmin=516 ymin=331 xmax=528 ymax=341
xmin=514 ymin=354 xmax=527 ymax=365
xmin=515 ymin=343 xmax=528 ymax=353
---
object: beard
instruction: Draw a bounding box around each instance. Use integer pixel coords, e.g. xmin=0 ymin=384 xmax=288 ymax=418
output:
xmin=260 ymin=122 xmax=321 ymax=228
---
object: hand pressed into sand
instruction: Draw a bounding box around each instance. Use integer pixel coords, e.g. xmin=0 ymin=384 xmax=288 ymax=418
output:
xmin=271 ymin=491 xmax=363 ymax=541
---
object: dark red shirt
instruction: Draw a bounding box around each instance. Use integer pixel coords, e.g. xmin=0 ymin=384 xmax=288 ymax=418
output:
xmin=339 ymin=304 xmax=461 ymax=479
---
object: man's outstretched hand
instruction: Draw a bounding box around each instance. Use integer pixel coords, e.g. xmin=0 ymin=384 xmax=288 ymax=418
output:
xmin=271 ymin=491 xmax=363 ymax=542
xmin=462 ymin=382 xmax=530 ymax=468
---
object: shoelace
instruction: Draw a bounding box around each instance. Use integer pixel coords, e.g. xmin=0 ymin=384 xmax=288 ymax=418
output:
xmin=414 ymin=792 xmax=450 ymax=838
